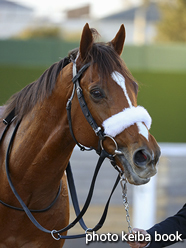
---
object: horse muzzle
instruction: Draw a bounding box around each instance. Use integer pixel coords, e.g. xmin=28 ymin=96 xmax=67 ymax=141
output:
xmin=115 ymin=145 xmax=161 ymax=185
xmin=100 ymin=133 xmax=161 ymax=185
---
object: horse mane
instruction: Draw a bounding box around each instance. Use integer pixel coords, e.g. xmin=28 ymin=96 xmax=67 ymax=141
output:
xmin=3 ymin=28 xmax=137 ymax=123
xmin=2 ymin=58 xmax=69 ymax=122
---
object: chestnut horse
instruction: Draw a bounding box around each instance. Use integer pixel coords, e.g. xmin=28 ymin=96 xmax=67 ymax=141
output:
xmin=0 ymin=24 xmax=160 ymax=247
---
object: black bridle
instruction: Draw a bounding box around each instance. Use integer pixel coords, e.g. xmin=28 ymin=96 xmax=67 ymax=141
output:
xmin=0 ymin=59 xmax=124 ymax=240
xmin=66 ymin=61 xmax=104 ymax=152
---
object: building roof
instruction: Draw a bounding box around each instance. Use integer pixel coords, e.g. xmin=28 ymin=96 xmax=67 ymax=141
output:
xmin=67 ymin=4 xmax=90 ymax=19
xmin=102 ymin=2 xmax=161 ymax=22
xmin=0 ymin=0 xmax=33 ymax=11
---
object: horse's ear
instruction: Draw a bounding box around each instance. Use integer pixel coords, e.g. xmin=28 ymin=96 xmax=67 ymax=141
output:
xmin=111 ymin=24 xmax=125 ymax=56
xmin=79 ymin=23 xmax=93 ymax=61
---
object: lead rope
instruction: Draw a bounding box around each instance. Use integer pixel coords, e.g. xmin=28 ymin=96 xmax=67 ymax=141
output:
xmin=119 ymin=172 xmax=133 ymax=234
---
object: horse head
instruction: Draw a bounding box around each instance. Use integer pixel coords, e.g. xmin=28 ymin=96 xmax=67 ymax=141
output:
xmin=68 ymin=23 xmax=160 ymax=185
xmin=0 ymin=23 xmax=162 ymax=246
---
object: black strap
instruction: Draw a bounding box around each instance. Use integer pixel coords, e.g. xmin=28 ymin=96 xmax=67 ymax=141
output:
xmin=75 ymin=81 xmax=104 ymax=139
xmin=66 ymin=61 xmax=104 ymax=152
xmin=66 ymin=94 xmax=91 ymax=151
xmin=5 ymin=123 xmax=120 ymax=239
xmin=0 ymin=182 xmax=62 ymax=213
xmin=2 ymin=60 xmax=122 ymax=240
xmin=72 ymin=63 xmax=91 ymax=84
xmin=66 ymin=162 xmax=120 ymax=233
xmin=66 ymin=162 xmax=87 ymax=230
xmin=5 ymin=121 xmax=51 ymax=234
xmin=55 ymin=149 xmax=108 ymax=235
xmin=91 ymin=174 xmax=120 ymax=232
xmin=0 ymin=109 xmax=16 ymax=143
xmin=3 ymin=109 xmax=15 ymax=125
xmin=72 ymin=61 xmax=104 ymax=139
xmin=1 ymin=110 xmax=62 ymax=213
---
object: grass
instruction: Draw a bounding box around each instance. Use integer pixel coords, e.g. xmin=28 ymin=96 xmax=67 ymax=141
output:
xmin=0 ymin=65 xmax=185 ymax=142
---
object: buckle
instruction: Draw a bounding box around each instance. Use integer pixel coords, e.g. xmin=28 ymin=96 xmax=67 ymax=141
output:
xmin=100 ymin=135 xmax=123 ymax=157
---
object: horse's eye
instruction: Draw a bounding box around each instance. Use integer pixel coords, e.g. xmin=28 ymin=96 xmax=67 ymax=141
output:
xmin=90 ymin=89 xmax=104 ymax=99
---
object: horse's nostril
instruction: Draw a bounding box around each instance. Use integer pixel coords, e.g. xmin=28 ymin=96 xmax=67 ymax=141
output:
xmin=133 ymin=149 xmax=151 ymax=167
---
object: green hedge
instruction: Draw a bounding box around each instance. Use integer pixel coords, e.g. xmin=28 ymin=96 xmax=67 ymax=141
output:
xmin=0 ymin=39 xmax=79 ymax=66
xmin=0 ymin=40 xmax=186 ymax=71
xmin=0 ymin=65 xmax=185 ymax=142
xmin=123 ymin=44 xmax=186 ymax=71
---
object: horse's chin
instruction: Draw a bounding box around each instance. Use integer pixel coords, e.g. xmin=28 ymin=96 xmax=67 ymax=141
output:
xmin=116 ymin=154 xmax=154 ymax=185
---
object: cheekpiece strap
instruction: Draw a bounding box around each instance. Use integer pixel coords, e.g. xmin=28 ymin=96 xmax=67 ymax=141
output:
xmin=72 ymin=61 xmax=104 ymax=140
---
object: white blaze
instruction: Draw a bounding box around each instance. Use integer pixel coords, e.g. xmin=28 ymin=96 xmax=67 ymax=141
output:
xmin=102 ymin=71 xmax=151 ymax=140
xmin=111 ymin=71 xmax=132 ymax=107
xmin=136 ymin=122 xmax=149 ymax=141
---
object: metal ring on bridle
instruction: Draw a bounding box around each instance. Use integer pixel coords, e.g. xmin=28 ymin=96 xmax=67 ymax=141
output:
xmin=85 ymin=228 xmax=93 ymax=234
xmin=51 ymin=230 xmax=60 ymax=241
xmin=100 ymin=135 xmax=123 ymax=156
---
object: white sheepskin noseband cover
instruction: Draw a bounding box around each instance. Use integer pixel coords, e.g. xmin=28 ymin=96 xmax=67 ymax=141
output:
xmin=102 ymin=106 xmax=152 ymax=137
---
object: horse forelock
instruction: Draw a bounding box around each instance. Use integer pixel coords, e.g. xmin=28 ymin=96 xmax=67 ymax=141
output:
xmin=70 ymin=37 xmax=137 ymax=89
xmin=92 ymin=43 xmax=137 ymax=84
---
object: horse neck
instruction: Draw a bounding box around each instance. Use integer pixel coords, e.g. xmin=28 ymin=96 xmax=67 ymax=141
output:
xmin=8 ymin=65 xmax=75 ymax=196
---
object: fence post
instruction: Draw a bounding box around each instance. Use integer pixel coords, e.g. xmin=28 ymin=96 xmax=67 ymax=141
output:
xmin=133 ymin=174 xmax=157 ymax=230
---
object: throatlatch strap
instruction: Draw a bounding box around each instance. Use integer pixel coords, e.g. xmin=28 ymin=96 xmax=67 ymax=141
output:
xmin=0 ymin=109 xmax=16 ymax=143
xmin=3 ymin=109 xmax=15 ymax=125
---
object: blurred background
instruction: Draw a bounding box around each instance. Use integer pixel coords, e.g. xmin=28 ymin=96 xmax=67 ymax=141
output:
xmin=0 ymin=0 xmax=186 ymax=247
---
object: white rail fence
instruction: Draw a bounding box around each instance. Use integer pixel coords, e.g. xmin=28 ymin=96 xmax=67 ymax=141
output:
xmin=133 ymin=143 xmax=186 ymax=230
xmin=70 ymin=143 xmax=186 ymax=233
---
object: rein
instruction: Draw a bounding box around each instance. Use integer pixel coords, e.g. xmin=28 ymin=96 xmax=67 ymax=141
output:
xmin=0 ymin=59 xmax=132 ymax=240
